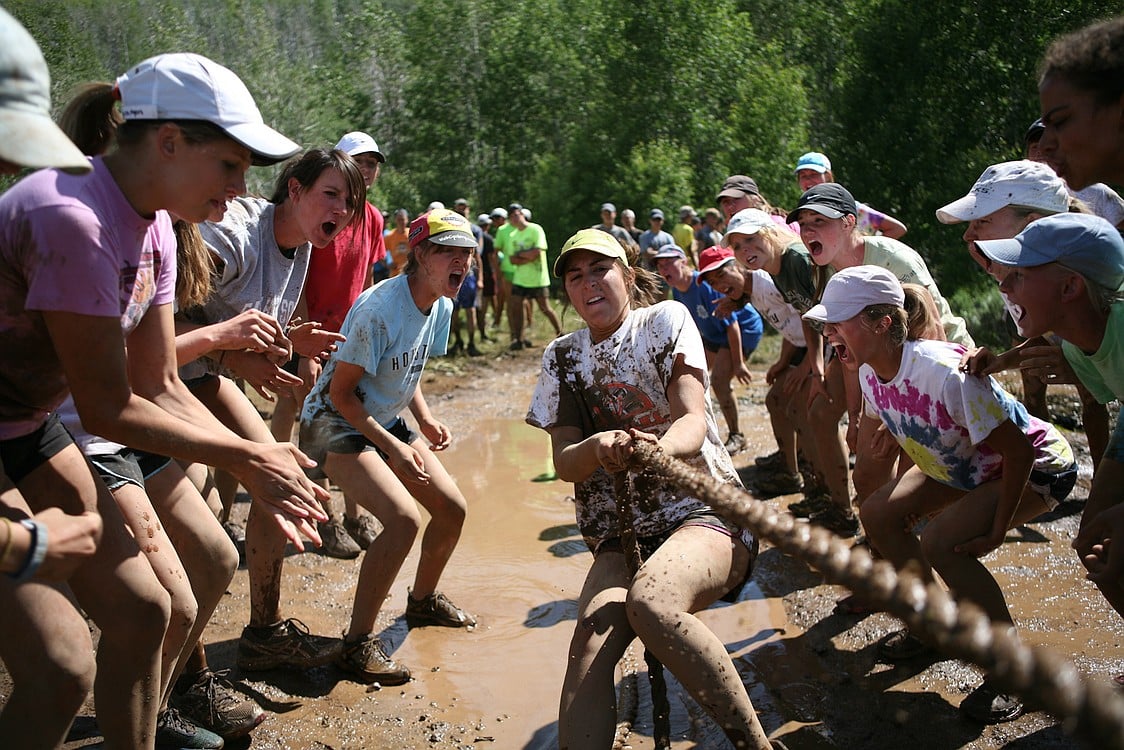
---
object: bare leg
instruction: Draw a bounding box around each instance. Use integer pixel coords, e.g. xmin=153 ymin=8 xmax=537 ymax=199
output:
xmin=535 ymin=296 xmax=562 ymax=336
xmin=708 ymin=346 xmax=739 ymax=437
xmin=628 ymin=526 xmax=770 ymax=749
xmin=558 ymin=552 xmax=634 ymax=749
xmin=766 ymin=373 xmax=798 ymax=474
xmin=0 ymin=493 xmax=95 ymax=749
xmin=21 ymin=445 xmax=170 ymax=749
xmin=324 ymin=451 xmax=422 ymax=639
xmin=808 ymin=360 xmax=849 ymax=510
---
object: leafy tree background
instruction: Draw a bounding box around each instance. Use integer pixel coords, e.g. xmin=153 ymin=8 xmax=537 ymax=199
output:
xmin=8 ymin=0 xmax=1120 ymax=348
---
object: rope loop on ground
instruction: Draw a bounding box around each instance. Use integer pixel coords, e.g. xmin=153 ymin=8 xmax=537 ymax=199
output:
xmin=627 ymin=440 xmax=1124 ymax=750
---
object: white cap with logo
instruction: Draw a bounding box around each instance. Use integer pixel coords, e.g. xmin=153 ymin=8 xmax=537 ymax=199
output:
xmin=0 ymin=7 xmax=90 ymax=173
xmin=115 ymin=52 xmax=300 ymax=166
xmin=936 ymin=160 xmax=1069 ymax=224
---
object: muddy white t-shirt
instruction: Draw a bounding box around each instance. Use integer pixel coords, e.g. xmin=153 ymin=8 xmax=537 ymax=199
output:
xmin=748 ymin=269 xmax=805 ymax=346
xmin=861 ymin=339 xmax=1073 ymax=490
xmin=526 ymin=301 xmax=740 ymax=546
xmin=0 ymin=157 xmax=176 ymax=440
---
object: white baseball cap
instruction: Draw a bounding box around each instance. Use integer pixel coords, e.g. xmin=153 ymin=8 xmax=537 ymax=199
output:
xmin=936 ymin=160 xmax=1069 ymax=224
xmin=803 ymin=265 xmax=904 ymax=324
xmin=0 ymin=8 xmax=90 ymax=173
xmin=334 ymin=130 xmax=385 ymax=162
xmin=724 ymin=208 xmax=775 ymax=238
xmin=115 ymin=52 xmax=300 ymax=166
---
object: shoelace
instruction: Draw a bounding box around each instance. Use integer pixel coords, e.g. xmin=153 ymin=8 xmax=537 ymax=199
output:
xmin=158 ymin=707 xmax=198 ymax=737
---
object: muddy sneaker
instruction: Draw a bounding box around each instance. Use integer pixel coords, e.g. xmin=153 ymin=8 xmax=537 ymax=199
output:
xmin=171 ymin=669 xmax=265 ymax=740
xmin=811 ymin=504 xmax=860 ymax=537
xmin=236 ymin=618 xmax=341 ymax=672
xmin=405 ymin=590 xmax=477 ymax=628
xmin=723 ymin=432 xmax=747 ymax=455
xmin=754 ymin=450 xmax=786 ymax=470
xmin=344 ymin=513 xmax=382 ymax=550
xmin=155 ymin=706 xmax=223 ymax=749
xmin=787 ymin=492 xmax=833 ymax=518
xmin=959 ymin=680 xmax=1024 ymax=723
xmin=753 ymin=470 xmax=803 ymax=498
xmin=336 ymin=634 xmax=411 ymax=685
xmin=318 ymin=518 xmax=361 ymax=559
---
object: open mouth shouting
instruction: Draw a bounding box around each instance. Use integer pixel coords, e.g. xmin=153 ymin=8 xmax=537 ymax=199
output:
xmin=806 ymin=239 xmax=824 ymax=260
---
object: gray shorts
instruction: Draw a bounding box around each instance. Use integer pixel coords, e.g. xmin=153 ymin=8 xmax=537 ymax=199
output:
xmin=87 ymin=448 xmax=173 ymax=492
xmin=299 ymin=414 xmax=418 ymax=480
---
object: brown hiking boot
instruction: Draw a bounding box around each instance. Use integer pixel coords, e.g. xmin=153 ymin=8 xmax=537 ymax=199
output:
xmin=405 ymin=590 xmax=476 ymax=628
xmin=336 ymin=634 xmax=411 ymax=685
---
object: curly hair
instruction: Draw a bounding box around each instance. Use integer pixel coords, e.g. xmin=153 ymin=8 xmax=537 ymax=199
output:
xmin=1040 ymin=15 xmax=1124 ymax=106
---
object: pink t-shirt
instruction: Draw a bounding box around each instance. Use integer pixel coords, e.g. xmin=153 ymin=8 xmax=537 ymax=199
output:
xmin=0 ymin=157 xmax=177 ymax=439
xmin=305 ymin=201 xmax=385 ymax=333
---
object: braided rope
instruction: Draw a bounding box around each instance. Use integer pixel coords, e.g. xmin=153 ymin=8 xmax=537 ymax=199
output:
xmin=628 ymin=440 xmax=1124 ymax=750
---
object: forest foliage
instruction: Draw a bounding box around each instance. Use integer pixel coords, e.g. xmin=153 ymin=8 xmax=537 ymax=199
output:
xmin=8 ymin=0 xmax=1121 ymax=347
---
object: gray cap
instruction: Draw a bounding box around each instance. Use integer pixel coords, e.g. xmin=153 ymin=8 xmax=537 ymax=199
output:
xmin=0 ymin=8 xmax=90 ymax=173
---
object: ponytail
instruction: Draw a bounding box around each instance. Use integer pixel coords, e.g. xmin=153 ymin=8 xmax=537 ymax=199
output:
xmin=58 ymin=82 xmax=121 ymax=156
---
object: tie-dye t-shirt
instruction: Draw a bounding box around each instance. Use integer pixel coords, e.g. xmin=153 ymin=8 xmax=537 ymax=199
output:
xmin=0 ymin=158 xmax=176 ymax=440
xmin=861 ymin=339 xmax=1073 ymax=490
xmin=526 ymin=301 xmax=740 ymax=545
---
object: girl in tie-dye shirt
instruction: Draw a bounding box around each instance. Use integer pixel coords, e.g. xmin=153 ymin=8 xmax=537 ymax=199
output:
xmin=803 ymin=265 xmax=1075 ymax=723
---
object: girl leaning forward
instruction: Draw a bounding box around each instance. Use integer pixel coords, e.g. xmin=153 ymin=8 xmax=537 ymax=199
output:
xmin=300 ymin=209 xmax=478 ymax=685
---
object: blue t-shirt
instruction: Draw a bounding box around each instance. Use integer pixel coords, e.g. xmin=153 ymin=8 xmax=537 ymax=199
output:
xmin=671 ymin=271 xmax=763 ymax=351
xmin=302 ymin=274 xmax=451 ymax=429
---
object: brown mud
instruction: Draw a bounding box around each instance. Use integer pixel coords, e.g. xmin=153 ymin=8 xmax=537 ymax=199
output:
xmin=12 ymin=332 xmax=1124 ymax=749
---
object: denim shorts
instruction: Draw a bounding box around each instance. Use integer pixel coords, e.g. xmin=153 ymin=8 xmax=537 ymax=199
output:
xmin=299 ymin=414 xmax=418 ymax=479
xmin=0 ymin=412 xmax=73 ymax=484
xmin=595 ymin=508 xmax=758 ymax=603
xmin=87 ymin=448 xmax=173 ymax=492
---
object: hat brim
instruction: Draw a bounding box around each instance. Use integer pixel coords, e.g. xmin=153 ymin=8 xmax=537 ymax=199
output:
xmin=427 ymin=230 xmax=478 ymax=248
xmin=553 ymin=244 xmax=628 ymax=277
xmin=786 ymin=204 xmax=846 ymax=224
xmin=716 ymin=187 xmax=751 ymax=201
xmin=935 ymin=193 xmax=996 ymax=224
xmin=653 ymin=249 xmax=685 ymax=260
xmin=802 ymin=301 xmax=863 ymax=324
xmin=794 ymin=164 xmax=829 ymax=175
xmin=973 ymin=237 xmax=1031 ymax=267
xmin=0 ymin=109 xmax=91 ymax=174
xmin=224 ymin=121 xmax=302 ymax=166
xmin=698 ymin=256 xmax=736 ymax=276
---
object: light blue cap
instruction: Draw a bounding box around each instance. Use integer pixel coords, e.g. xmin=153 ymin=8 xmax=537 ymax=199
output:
xmin=794 ymin=152 xmax=831 ymax=175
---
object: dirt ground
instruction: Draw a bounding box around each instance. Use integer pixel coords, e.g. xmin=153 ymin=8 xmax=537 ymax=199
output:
xmin=13 ymin=325 xmax=1124 ymax=750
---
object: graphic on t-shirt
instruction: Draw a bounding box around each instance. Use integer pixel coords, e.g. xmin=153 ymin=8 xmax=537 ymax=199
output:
xmin=593 ymin=382 xmax=666 ymax=430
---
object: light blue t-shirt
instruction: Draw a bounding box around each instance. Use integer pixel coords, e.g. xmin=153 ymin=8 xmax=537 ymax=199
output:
xmin=302 ymin=274 xmax=451 ymax=429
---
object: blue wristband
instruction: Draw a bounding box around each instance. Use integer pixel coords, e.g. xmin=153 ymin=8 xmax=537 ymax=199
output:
xmin=12 ymin=519 xmax=47 ymax=583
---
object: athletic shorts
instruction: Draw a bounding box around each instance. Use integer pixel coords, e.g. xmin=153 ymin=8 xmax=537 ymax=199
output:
xmin=0 ymin=412 xmax=73 ymax=484
xmin=593 ymin=507 xmax=758 ymax=603
xmin=512 ymin=284 xmax=548 ymax=299
xmin=299 ymin=414 xmax=418 ymax=479
xmin=1027 ymin=463 xmax=1079 ymax=510
xmin=87 ymin=448 xmax=173 ymax=492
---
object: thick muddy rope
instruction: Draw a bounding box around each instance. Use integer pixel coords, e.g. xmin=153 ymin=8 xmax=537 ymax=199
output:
xmin=613 ymin=471 xmax=672 ymax=749
xmin=627 ymin=440 xmax=1124 ymax=750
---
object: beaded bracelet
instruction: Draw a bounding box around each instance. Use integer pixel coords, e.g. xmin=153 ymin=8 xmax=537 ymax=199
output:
xmin=11 ymin=518 xmax=47 ymax=583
